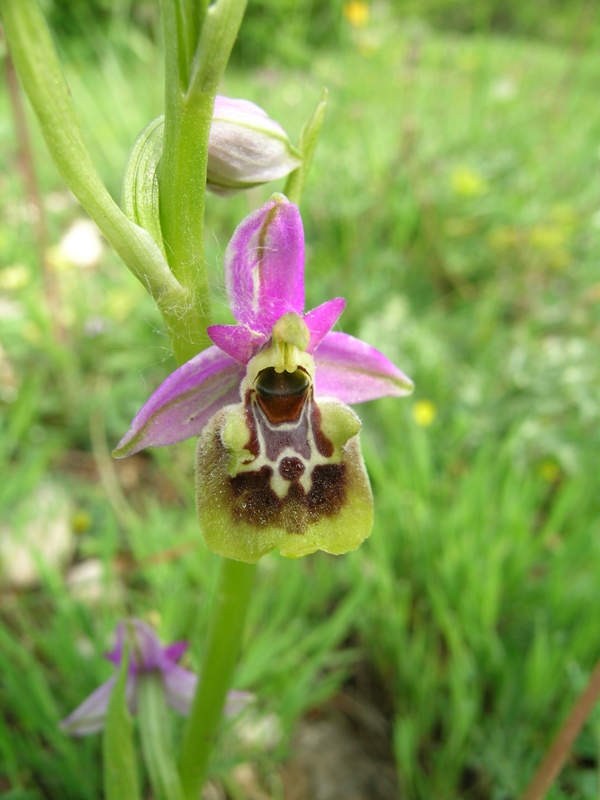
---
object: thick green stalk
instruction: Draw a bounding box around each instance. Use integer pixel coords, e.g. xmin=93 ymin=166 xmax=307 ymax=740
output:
xmin=178 ymin=558 xmax=256 ymax=799
xmin=157 ymin=83 xmax=214 ymax=355
xmin=158 ymin=0 xmax=248 ymax=358
xmin=137 ymin=674 xmax=184 ymax=800
xmin=0 ymin=0 xmax=200 ymax=363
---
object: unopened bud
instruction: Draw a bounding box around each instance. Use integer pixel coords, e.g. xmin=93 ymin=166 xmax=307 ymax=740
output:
xmin=207 ymin=97 xmax=302 ymax=196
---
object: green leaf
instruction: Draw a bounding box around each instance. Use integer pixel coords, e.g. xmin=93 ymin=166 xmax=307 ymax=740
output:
xmin=103 ymin=652 xmax=140 ymax=800
xmin=284 ymin=88 xmax=328 ymax=205
xmin=122 ymin=116 xmax=167 ymax=259
xmin=137 ymin=674 xmax=184 ymax=800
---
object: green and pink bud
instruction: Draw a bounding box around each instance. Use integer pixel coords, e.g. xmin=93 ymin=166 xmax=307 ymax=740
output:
xmin=207 ymin=97 xmax=302 ymax=196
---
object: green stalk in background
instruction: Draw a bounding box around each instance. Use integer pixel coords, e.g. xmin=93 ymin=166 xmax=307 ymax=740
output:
xmin=103 ymin=650 xmax=141 ymax=800
xmin=0 ymin=0 xmax=193 ymax=361
xmin=0 ymin=0 xmax=249 ymax=366
xmin=137 ymin=674 xmax=184 ymax=800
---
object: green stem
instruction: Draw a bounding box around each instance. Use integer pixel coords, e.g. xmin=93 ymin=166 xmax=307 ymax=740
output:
xmin=137 ymin=674 xmax=184 ymax=800
xmin=158 ymin=81 xmax=214 ymax=356
xmin=0 ymin=0 xmax=187 ymax=346
xmin=178 ymin=558 xmax=256 ymax=799
xmin=158 ymin=0 xmax=248 ymax=359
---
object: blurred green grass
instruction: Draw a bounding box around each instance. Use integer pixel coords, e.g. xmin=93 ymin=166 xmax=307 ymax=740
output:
xmin=1 ymin=6 xmax=600 ymax=799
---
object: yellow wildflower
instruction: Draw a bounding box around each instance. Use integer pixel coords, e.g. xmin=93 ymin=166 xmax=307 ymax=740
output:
xmin=451 ymin=166 xmax=487 ymax=198
xmin=529 ymin=225 xmax=568 ymax=251
xmin=72 ymin=511 xmax=92 ymax=534
xmin=413 ymin=400 xmax=437 ymax=427
xmin=343 ymin=1 xmax=369 ymax=28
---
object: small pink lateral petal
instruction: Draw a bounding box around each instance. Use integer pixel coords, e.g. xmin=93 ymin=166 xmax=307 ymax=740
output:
xmin=163 ymin=665 xmax=198 ymax=715
xmin=113 ymin=347 xmax=245 ymax=457
xmin=303 ymin=297 xmax=346 ymax=353
xmin=162 ymin=641 xmax=188 ymax=664
xmin=207 ymin=324 xmax=267 ymax=364
xmin=224 ymin=195 xmax=305 ymax=332
xmin=314 ymin=332 xmax=414 ymax=404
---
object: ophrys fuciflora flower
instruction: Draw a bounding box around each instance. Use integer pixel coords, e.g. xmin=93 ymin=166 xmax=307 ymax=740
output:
xmin=114 ymin=195 xmax=413 ymax=562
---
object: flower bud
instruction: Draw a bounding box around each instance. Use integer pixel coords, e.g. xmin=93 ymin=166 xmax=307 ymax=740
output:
xmin=207 ymin=97 xmax=302 ymax=196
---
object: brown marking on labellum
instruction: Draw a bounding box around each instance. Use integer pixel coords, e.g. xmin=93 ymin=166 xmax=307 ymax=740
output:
xmin=311 ymin=403 xmax=334 ymax=458
xmin=229 ymin=452 xmax=347 ymax=535
xmin=223 ymin=376 xmax=343 ymax=536
xmin=279 ymin=456 xmax=305 ymax=482
xmin=230 ymin=465 xmax=281 ymax=528
xmin=305 ymin=464 xmax=345 ymax=516
xmin=197 ymin=410 xmax=372 ymax=560
xmin=255 ymin=367 xmax=310 ymax=424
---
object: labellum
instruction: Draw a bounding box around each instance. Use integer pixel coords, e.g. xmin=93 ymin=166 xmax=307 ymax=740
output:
xmin=196 ymin=319 xmax=374 ymax=562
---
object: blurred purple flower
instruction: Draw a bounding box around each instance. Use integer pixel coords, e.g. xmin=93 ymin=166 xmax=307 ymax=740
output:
xmin=60 ymin=619 xmax=250 ymax=736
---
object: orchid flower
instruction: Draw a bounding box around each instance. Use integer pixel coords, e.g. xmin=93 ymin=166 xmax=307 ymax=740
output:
xmin=60 ymin=619 xmax=250 ymax=736
xmin=114 ymin=195 xmax=413 ymax=563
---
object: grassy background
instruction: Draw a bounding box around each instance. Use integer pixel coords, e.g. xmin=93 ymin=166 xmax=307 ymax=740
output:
xmin=1 ymin=2 xmax=600 ymax=798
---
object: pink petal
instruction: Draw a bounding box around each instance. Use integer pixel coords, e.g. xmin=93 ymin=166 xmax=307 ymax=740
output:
xmin=225 ymin=196 xmax=305 ymax=332
xmin=162 ymin=641 xmax=188 ymax=664
xmin=314 ymin=332 xmax=414 ymax=404
xmin=60 ymin=674 xmax=136 ymax=736
xmin=207 ymin=324 xmax=267 ymax=364
xmin=131 ymin=621 xmax=170 ymax=670
xmin=303 ymin=297 xmax=346 ymax=353
xmin=113 ymin=347 xmax=245 ymax=457
xmin=163 ymin=665 xmax=198 ymax=716
xmin=105 ymin=620 xmax=166 ymax=671
xmin=104 ymin=622 xmax=127 ymax=666
xmin=60 ymin=676 xmax=118 ymax=736
xmin=214 ymin=95 xmax=271 ymax=120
